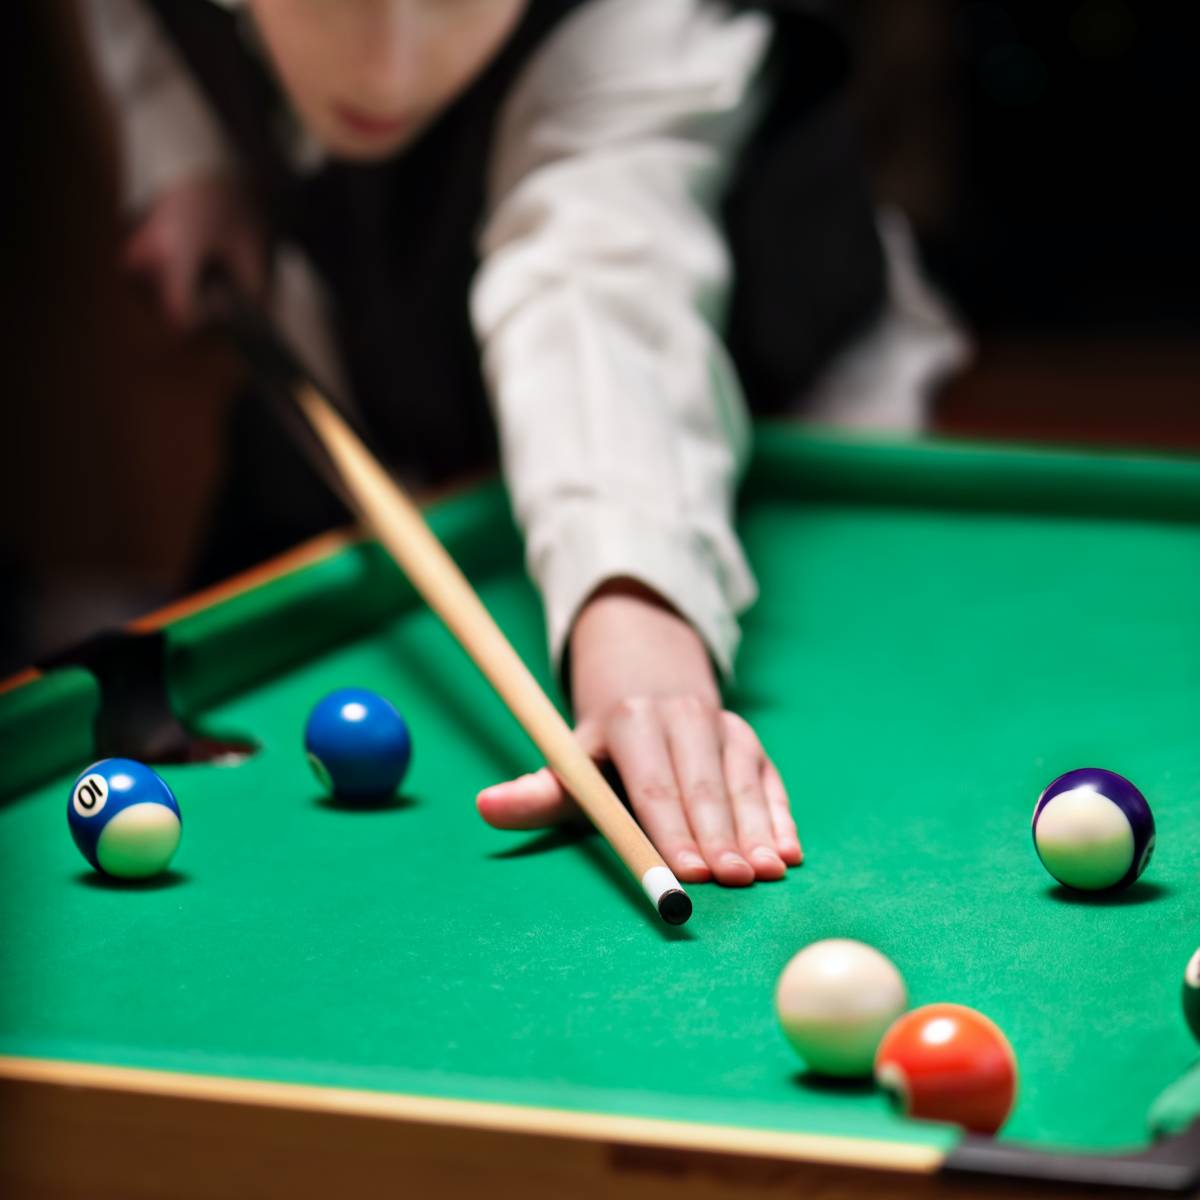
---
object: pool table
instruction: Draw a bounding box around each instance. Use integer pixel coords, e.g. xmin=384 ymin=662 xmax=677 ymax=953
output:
xmin=3 ymin=428 xmax=1200 ymax=1199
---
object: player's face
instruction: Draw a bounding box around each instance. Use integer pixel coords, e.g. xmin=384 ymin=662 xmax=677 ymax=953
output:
xmin=247 ymin=0 xmax=528 ymax=160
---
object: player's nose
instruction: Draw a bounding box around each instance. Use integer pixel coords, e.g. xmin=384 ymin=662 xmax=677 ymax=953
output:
xmin=353 ymin=4 xmax=423 ymax=115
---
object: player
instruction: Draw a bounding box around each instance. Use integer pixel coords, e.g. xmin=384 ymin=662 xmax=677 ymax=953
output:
xmin=82 ymin=0 xmax=964 ymax=887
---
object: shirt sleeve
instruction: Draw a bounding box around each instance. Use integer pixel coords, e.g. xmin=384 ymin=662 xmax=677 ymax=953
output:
xmin=471 ymin=0 xmax=772 ymax=679
xmin=80 ymin=0 xmax=236 ymax=212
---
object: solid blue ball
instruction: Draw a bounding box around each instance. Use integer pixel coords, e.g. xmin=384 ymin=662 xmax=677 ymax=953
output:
xmin=305 ymin=688 xmax=412 ymax=799
xmin=67 ymin=758 xmax=182 ymax=879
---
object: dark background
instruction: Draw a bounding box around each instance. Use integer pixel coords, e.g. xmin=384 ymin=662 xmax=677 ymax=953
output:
xmin=3 ymin=0 xmax=1197 ymax=675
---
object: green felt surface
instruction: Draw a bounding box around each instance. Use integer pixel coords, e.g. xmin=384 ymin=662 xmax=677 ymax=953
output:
xmin=3 ymin=431 xmax=1200 ymax=1159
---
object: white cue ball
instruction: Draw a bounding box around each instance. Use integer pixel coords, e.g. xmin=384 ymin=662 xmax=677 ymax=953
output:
xmin=775 ymin=939 xmax=908 ymax=1077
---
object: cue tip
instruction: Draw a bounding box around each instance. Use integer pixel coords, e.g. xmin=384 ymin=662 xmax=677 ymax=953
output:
xmin=643 ymin=866 xmax=691 ymax=925
xmin=657 ymin=888 xmax=692 ymax=926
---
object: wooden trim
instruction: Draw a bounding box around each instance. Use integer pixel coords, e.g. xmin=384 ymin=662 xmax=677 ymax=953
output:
xmin=128 ymin=529 xmax=357 ymax=633
xmin=126 ymin=467 xmax=497 ymax=635
xmin=0 ymin=1055 xmax=942 ymax=1173
xmin=0 ymin=534 xmax=359 ymax=699
xmin=1 ymin=535 xmax=346 ymax=696
xmin=1 ymin=466 xmax=496 ymax=697
xmin=0 ymin=667 xmax=41 ymax=697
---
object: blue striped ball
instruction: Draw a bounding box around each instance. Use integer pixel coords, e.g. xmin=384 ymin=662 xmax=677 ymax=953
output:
xmin=68 ymin=759 xmax=182 ymax=879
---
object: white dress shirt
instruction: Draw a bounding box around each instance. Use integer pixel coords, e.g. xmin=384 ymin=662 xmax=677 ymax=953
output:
xmin=472 ymin=0 xmax=770 ymax=675
xmin=82 ymin=0 xmax=772 ymax=676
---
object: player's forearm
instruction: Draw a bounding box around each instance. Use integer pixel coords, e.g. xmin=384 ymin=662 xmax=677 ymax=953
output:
xmin=470 ymin=0 xmax=771 ymax=675
xmin=472 ymin=193 xmax=758 ymax=676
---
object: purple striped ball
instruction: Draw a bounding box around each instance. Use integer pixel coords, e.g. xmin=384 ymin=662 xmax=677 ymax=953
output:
xmin=1032 ymin=768 xmax=1155 ymax=892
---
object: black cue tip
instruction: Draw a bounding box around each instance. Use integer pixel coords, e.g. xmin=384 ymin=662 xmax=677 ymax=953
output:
xmin=658 ymin=889 xmax=693 ymax=926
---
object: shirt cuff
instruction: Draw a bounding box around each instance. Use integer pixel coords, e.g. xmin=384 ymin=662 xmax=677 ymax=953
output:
xmin=121 ymin=67 xmax=236 ymax=212
xmin=529 ymin=497 xmax=758 ymax=681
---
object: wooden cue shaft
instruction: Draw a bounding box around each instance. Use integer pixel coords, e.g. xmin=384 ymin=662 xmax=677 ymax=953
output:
xmin=293 ymin=382 xmax=692 ymax=925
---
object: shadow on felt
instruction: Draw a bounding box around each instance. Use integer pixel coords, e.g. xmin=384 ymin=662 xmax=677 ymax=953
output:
xmin=489 ymin=822 xmax=592 ymax=859
xmin=74 ymin=869 xmax=190 ymax=891
xmin=791 ymin=1070 xmax=877 ymax=1096
xmin=314 ymin=790 xmax=420 ymax=813
xmin=490 ymin=823 xmax=694 ymax=943
xmin=1043 ymin=879 xmax=1172 ymax=907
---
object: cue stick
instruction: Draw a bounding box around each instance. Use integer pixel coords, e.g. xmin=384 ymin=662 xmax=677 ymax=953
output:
xmin=210 ymin=282 xmax=692 ymax=926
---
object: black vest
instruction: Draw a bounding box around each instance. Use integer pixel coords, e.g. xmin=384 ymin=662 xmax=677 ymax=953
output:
xmin=150 ymin=0 xmax=883 ymax=485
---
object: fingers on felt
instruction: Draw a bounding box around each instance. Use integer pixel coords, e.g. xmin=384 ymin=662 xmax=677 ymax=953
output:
xmin=762 ymin=756 xmax=802 ymax=865
xmin=719 ymin=713 xmax=786 ymax=881
xmin=477 ymin=705 xmax=799 ymax=886
xmin=605 ymin=702 xmax=710 ymax=884
xmin=659 ymin=699 xmax=755 ymax=887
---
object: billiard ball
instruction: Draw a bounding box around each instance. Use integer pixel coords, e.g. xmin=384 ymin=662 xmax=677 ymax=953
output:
xmin=875 ymin=1003 xmax=1017 ymax=1135
xmin=1032 ymin=767 xmax=1155 ymax=892
xmin=1183 ymin=950 xmax=1200 ymax=1043
xmin=305 ymin=688 xmax=412 ymax=799
xmin=67 ymin=758 xmax=182 ymax=879
xmin=775 ymin=939 xmax=908 ymax=1077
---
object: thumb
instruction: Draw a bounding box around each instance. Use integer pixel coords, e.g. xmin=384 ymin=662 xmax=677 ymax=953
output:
xmin=224 ymin=227 xmax=268 ymax=301
xmin=161 ymin=244 xmax=203 ymax=331
xmin=122 ymin=223 xmax=159 ymax=275
xmin=476 ymin=719 xmax=605 ymax=831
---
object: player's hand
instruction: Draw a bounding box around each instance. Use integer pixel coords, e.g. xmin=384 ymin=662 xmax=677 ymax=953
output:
xmin=123 ymin=174 xmax=266 ymax=331
xmin=476 ymin=579 xmax=801 ymax=885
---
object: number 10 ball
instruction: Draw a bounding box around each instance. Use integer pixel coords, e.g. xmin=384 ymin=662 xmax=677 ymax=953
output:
xmin=67 ymin=759 xmax=182 ymax=879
